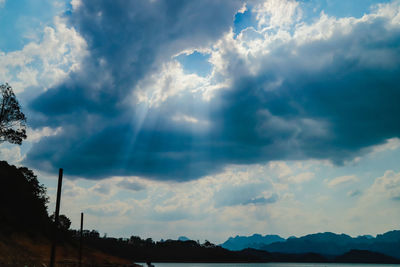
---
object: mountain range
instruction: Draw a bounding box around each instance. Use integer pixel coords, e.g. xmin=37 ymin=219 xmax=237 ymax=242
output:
xmin=221 ymin=234 xmax=285 ymax=251
xmin=221 ymin=230 xmax=400 ymax=259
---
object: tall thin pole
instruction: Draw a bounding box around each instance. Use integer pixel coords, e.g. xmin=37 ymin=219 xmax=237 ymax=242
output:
xmin=78 ymin=212 xmax=84 ymax=267
xmin=50 ymin=168 xmax=63 ymax=267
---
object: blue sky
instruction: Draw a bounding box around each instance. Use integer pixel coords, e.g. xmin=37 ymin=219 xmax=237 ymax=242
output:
xmin=1 ymin=0 xmax=400 ymax=243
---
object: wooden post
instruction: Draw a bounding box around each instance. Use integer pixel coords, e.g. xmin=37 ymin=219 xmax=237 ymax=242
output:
xmin=78 ymin=212 xmax=84 ymax=267
xmin=50 ymin=168 xmax=63 ymax=267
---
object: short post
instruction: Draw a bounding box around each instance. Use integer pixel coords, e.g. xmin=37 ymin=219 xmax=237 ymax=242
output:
xmin=50 ymin=168 xmax=63 ymax=267
xmin=78 ymin=212 xmax=84 ymax=267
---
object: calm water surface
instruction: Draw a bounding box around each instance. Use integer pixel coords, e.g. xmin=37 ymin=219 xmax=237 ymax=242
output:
xmin=140 ymin=264 xmax=400 ymax=267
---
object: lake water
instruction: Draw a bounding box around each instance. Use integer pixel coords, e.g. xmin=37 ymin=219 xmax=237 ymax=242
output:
xmin=139 ymin=264 xmax=400 ymax=267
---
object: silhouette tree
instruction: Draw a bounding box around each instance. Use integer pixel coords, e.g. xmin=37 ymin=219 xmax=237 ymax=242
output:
xmin=0 ymin=161 xmax=50 ymax=235
xmin=50 ymin=213 xmax=72 ymax=231
xmin=19 ymin=166 xmax=49 ymax=208
xmin=0 ymin=83 xmax=27 ymax=145
xmin=203 ymin=240 xmax=216 ymax=248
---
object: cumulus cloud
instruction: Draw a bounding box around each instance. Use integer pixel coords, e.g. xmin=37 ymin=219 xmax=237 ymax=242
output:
xmin=0 ymin=17 xmax=87 ymax=94
xmin=0 ymin=145 xmax=23 ymax=165
xmin=268 ymin=161 xmax=294 ymax=178
xmin=254 ymin=0 xmax=301 ymax=29
xmin=369 ymin=170 xmax=400 ymax=200
xmin=344 ymin=169 xmax=400 ymax=234
xmin=26 ymin=126 xmax=62 ymax=143
xmin=370 ymin=138 xmax=400 ymax=154
xmin=134 ymin=60 xmax=211 ymax=108
xmin=25 ymin=0 xmax=400 ymax=182
xmin=26 ymin=0 xmax=243 ymax=180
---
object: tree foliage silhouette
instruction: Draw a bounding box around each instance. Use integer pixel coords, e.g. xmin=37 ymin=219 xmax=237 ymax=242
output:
xmin=0 ymin=161 xmax=50 ymax=235
xmin=50 ymin=213 xmax=72 ymax=231
xmin=0 ymin=83 xmax=27 ymax=145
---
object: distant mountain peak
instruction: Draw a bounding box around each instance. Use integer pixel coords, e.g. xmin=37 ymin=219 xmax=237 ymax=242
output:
xmin=221 ymin=234 xmax=285 ymax=251
xmin=178 ymin=236 xmax=190 ymax=241
xmin=221 ymin=230 xmax=400 ymax=260
xmin=259 ymin=230 xmax=400 ymax=259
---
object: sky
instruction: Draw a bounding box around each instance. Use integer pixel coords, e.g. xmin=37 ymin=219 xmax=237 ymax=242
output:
xmin=1 ymin=0 xmax=400 ymax=244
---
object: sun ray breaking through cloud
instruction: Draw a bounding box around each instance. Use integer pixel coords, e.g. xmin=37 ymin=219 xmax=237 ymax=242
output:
xmin=1 ymin=0 xmax=400 ymax=243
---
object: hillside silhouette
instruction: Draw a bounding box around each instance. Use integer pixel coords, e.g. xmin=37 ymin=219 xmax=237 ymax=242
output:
xmin=1 ymin=160 xmax=399 ymax=264
xmin=260 ymin=231 xmax=400 ymax=259
xmin=220 ymin=231 xmax=400 ymax=260
xmin=221 ymin=234 xmax=285 ymax=251
xmin=72 ymin=234 xmax=400 ymax=264
xmin=0 ymin=161 xmax=136 ymax=265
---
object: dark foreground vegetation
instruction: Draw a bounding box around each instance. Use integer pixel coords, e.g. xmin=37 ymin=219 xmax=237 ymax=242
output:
xmin=79 ymin=234 xmax=400 ymax=264
xmin=0 ymin=161 xmax=134 ymax=266
xmin=0 ymin=161 xmax=50 ymax=237
xmin=1 ymin=160 xmax=400 ymax=265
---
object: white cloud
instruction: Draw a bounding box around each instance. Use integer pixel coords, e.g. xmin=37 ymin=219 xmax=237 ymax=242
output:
xmin=207 ymin=0 xmax=400 ymax=93
xmin=90 ymin=182 xmax=113 ymax=196
xmin=369 ymin=170 xmax=400 ymax=200
xmin=51 ymin=160 xmax=400 ymax=242
xmin=293 ymin=12 xmax=356 ymax=44
xmin=85 ymin=201 xmax=132 ymax=217
xmin=254 ymin=0 xmax=302 ymax=30
xmin=328 ymin=175 xmax=358 ymax=187
xmin=344 ymin=170 xmax=400 ymax=234
xmin=134 ymin=61 xmax=213 ymax=107
xmin=341 ymin=137 xmax=400 ymax=165
xmin=172 ymin=114 xmax=209 ymax=126
xmin=172 ymin=114 xmax=199 ymax=124
xmin=0 ymin=16 xmax=87 ymax=94
xmin=268 ymin=161 xmax=293 ymax=178
xmin=70 ymin=0 xmax=82 ymax=11
xmin=62 ymin=179 xmax=87 ymax=198
xmin=88 ymin=178 xmax=126 ymax=198
xmin=26 ymin=126 xmax=62 ymax=143
xmin=373 ymin=0 xmax=400 ymax=26
xmin=14 ymin=0 xmax=400 ymax=242
xmin=287 ymin=172 xmax=315 ymax=184
xmin=267 ymin=161 xmax=315 ymax=184
xmin=370 ymin=138 xmax=400 ymax=154
xmin=238 ymin=3 xmax=247 ymax=14
xmin=0 ymin=145 xmax=23 ymax=165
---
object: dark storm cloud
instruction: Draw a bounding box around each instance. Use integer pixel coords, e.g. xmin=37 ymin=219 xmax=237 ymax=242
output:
xmin=26 ymin=0 xmax=243 ymax=180
xmin=211 ymin=17 xmax=400 ymax=165
xmin=26 ymin=1 xmax=400 ymax=181
xmin=30 ymin=0 xmax=244 ymax=125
